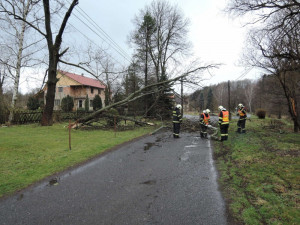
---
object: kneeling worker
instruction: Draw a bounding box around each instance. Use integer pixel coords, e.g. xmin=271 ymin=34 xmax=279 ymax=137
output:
xmin=173 ymin=104 xmax=182 ymax=138
xmin=200 ymin=109 xmax=211 ymax=138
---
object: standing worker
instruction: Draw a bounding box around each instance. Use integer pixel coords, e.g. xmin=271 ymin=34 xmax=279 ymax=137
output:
xmin=200 ymin=109 xmax=211 ymax=138
xmin=173 ymin=104 xmax=182 ymax=138
xmin=218 ymin=106 xmax=229 ymax=141
xmin=237 ymin=103 xmax=247 ymax=133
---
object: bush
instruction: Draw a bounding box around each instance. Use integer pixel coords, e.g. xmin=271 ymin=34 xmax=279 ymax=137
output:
xmin=92 ymin=95 xmax=102 ymax=111
xmin=61 ymin=95 xmax=74 ymax=112
xmin=27 ymin=96 xmax=40 ymax=110
xmin=256 ymin=108 xmax=266 ymax=119
xmin=106 ymin=108 xmax=120 ymax=126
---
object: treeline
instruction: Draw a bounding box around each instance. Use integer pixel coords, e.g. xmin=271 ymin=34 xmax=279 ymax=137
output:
xmin=189 ymin=75 xmax=299 ymax=120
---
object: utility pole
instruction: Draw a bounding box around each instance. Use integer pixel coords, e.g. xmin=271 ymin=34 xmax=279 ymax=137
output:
xmin=228 ymin=80 xmax=231 ymax=120
xmin=181 ymin=77 xmax=184 ymax=116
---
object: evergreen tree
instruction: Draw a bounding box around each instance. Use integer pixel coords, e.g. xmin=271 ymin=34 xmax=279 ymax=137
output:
xmin=199 ymin=92 xmax=204 ymax=111
xmin=27 ymin=96 xmax=40 ymax=110
xmin=206 ymin=88 xmax=213 ymax=110
xmin=61 ymin=95 xmax=74 ymax=112
xmin=93 ymin=95 xmax=102 ymax=111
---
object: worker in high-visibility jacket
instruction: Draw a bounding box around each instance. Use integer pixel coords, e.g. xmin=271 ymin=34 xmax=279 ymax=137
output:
xmin=237 ymin=103 xmax=247 ymax=133
xmin=200 ymin=109 xmax=211 ymax=138
xmin=173 ymin=104 xmax=182 ymax=138
xmin=218 ymin=106 xmax=229 ymax=141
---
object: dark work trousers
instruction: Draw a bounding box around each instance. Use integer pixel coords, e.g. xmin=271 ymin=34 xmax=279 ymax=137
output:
xmin=220 ymin=124 xmax=229 ymax=141
xmin=173 ymin=123 xmax=181 ymax=138
xmin=237 ymin=119 xmax=246 ymax=133
xmin=200 ymin=124 xmax=208 ymax=138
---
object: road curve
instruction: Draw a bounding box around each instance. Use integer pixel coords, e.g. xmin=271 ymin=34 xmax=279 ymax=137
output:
xmin=0 ymin=130 xmax=227 ymax=225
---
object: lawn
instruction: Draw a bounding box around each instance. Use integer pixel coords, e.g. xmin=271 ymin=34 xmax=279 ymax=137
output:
xmin=213 ymin=117 xmax=300 ymax=225
xmin=0 ymin=123 xmax=156 ymax=198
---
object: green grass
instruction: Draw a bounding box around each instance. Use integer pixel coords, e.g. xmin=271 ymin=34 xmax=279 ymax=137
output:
xmin=0 ymin=123 xmax=156 ymax=198
xmin=214 ymin=117 xmax=300 ymax=225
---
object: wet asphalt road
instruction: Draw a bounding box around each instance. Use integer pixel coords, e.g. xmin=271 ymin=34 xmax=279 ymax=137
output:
xmin=0 ymin=130 xmax=227 ymax=225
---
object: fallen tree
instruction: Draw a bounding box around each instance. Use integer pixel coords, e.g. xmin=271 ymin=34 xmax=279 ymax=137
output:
xmin=72 ymin=65 xmax=217 ymax=128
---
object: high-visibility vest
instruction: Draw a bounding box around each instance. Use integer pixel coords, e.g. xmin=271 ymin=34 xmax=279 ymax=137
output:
xmin=173 ymin=108 xmax=182 ymax=123
xmin=202 ymin=113 xmax=210 ymax=125
xmin=221 ymin=111 xmax=229 ymax=124
xmin=238 ymin=109 xmax=246 ymax=117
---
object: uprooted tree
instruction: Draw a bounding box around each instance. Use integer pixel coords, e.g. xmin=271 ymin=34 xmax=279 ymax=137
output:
xmin=72 ymin=65 xmax=217 ymax=128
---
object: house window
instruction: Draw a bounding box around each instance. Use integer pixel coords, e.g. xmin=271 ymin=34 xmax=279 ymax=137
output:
xmin=91 ymin=87 xmax=94 ymax=94
xmin=78 ymin=100 xmax=83 ymax=108
xmin=90 ymin=100 xmax=93 ymax=107
xmin=54 ymin=99 xmax=60 ymax=106
xmin=98 ymin=89 xmax=101 ymax=94
xmin=58 ymin=87 xmax=63 ymax=92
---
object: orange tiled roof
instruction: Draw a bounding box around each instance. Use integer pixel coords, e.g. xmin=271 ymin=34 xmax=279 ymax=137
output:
xmin=59 ymin=70 xmax=106 ymax=89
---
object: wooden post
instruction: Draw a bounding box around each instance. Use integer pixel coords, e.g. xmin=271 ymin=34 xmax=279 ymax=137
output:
xmin=68 ymin=120 xmax=71 ymax=150
xmin=114 ymin=116 xmax=116 ymax=137
xmin=181 ymin=77 xmax=184 ymax=116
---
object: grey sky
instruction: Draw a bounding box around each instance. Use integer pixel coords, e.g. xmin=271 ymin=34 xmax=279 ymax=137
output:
xmin=20 ymin=0 xmax=261 ymax=93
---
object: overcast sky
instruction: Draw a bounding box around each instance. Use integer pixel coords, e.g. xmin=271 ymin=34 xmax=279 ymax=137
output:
xmin=20 ymin=0 xmax=262 ymax=93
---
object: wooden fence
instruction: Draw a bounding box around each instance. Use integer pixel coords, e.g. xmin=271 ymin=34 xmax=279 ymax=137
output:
xmin=11 ymin=111 xmax=93 ymax=124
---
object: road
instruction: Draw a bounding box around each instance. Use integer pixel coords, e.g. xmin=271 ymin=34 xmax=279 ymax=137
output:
xmin=0 ymin=129 xmax=227 ymax=225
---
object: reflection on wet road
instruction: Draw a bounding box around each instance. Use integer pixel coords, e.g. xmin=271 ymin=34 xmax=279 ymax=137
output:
xmin=0 ymin=129 xmax=227 ymax=225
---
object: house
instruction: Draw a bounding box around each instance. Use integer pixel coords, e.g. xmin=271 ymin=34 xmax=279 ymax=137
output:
xmin=38 ymin=70 xmax=107 ymax=111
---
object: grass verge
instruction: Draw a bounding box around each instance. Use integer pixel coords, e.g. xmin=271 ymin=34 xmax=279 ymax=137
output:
xmin=213 ymin=117 xmax=300 ymax=225
xmin=0 ymin=123 xmax=156 ymax=198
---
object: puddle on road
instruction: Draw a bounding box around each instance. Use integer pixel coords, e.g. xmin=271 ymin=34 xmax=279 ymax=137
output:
xmin=144 ymin=142 xmax=155 ymax=151
xmin=49 ymin=177 xmax=59 ymax=186
xmin=17 ymin=194 xmax=24 ymax=201
xmin=140 ymin=180 xmax=156 ymax=185
xmin=144 ymin=137 xmax=163 ymax=151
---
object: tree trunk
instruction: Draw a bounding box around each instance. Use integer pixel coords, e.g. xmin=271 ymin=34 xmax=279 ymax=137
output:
xmin=8 ymin=9 xmax=28 ymax=122
xmin=41 ymin=64 xmax=57 ymax=126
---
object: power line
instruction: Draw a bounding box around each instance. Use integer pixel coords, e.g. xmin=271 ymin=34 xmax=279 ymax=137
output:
xmin=73 ymin=3 xmax=132 ymax=60
xmin=70 ymin=12 xmax=132 ymax=63
xmin=54 ymin=10 xmax=127 ymax=68
xmin=65 ymin=0 xmax=132 ymax=63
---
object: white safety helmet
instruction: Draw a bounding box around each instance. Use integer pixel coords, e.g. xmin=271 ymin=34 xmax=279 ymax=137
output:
xmin=203 ymin=110 xmax=207 ymax=114
xmin=238 ymin=103 xmax=244 ymax=108
xmin=176 ymin=104 xmax=182 ymax=110
xmin=206 ymin=109 xmax=210 ymax=114
xmin=218 ymin=106 xmax=224 ymax=111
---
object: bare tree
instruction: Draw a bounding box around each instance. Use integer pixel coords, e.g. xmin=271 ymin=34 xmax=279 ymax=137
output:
xmin=226 ymin=0 xmax=300 ymax=34
xmin=0 ymin=0 xmax=45 ymax=122
xmin=244 ymin=80 xmax=255 ymax=112
xmin=226 ymin=0 xmax=300 ymax=132
xmin=1 ymin=0 xmax=79 ymax=125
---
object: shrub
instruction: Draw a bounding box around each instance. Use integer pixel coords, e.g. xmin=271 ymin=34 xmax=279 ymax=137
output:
xmin=27 ymin=96 xmax=40 ymax=110
xmin=92 ymin=95 xmax=102 ymax=111
xmin=61 ymin=95 xmax=74 ymax=112
xmin=256 ymin=108 xmax=266 ymax=119
xmin=106 ymin=108 xmax=120 ymax=126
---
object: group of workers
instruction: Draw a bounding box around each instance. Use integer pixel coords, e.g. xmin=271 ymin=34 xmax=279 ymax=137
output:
xmin=172 ymin=103 xmax=247 ymax=141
